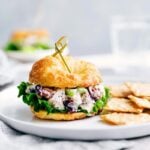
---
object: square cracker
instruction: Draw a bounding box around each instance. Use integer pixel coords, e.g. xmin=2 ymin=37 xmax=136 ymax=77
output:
xmin=108 ymin=84 xmax=132 ymax=98
xmin=125 ymin=82 xmax=150 ymax=97
xmin=128 ymin=95 xmax=150 ymax=109
xmin=142 ymin=96 xmax=150 ymax=100
xmin=103 ymin=98 xmax=143 ymax=113
xmin=100 ymin=109 xmax=112 ymax=115
xmin=101 ymin=113 xmax=150 ymax=125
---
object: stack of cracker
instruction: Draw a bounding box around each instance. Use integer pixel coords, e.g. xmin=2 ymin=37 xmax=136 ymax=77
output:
xmin=101 ymin=82 xmax=150 ymax=125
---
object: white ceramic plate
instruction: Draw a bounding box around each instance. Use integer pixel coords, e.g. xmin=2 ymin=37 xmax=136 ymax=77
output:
xmin=0 ymin=86 xmax=150 ymax=140
xmin=4 ymin=47 xmax=69 ymax=62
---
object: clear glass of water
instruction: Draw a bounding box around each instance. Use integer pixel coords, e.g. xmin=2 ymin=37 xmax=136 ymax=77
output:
xmin=111 ymin=16 xmax=150 ymax=56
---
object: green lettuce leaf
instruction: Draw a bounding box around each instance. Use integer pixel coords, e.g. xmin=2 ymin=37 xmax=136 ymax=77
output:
xmin=33 ymin=42 xmax=51 ymax=49
xmin=17 ymin=82 xmax=30 ymax=97
xmin=17 ymin=82 xmax=110 ymax=114
xmin=17 ymin=82 xmax=66 ymax=114
xmin=93 ymin=87 xmax=110 ymax=113
xmin=4 ymin=42 xmax=20 ymax=51
xmin=4 ymin=41 xmax=53 ymax=51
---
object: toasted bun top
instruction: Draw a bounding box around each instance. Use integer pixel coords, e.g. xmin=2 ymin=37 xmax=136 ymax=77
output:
xmin=11 ymin=29 xmax=49 ymax=41
xmin=29 ymin=55 xmax=102 ymax=88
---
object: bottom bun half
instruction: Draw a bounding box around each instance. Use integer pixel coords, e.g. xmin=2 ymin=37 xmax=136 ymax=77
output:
xmin=31 ymin=107 xmax=91 ymax=121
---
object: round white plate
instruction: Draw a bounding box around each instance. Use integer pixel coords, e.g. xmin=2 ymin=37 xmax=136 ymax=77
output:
xmin=0 ymin=86 xmax=150 ymax=140
xmin=4 ymin=47 xmax=69 ymax=62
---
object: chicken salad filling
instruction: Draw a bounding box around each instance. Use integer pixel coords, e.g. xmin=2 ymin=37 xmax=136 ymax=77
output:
xmin=18 ymin=82 xmax=110 ymax=115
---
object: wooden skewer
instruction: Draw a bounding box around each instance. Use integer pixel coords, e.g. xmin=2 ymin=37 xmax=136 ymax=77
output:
xmin=52 ymin=43 xmax=67 ymax=57
xmin=55 ymin=44 xmax=71 ymax=73
xmin=52 ymin=36 xmax=68 ymax=56
xmin=53 ymin=36 xmax=71 ymax=73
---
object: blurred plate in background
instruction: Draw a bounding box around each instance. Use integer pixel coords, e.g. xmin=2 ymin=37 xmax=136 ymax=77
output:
xmin=4 ymin=47 xmax=69 ymax=62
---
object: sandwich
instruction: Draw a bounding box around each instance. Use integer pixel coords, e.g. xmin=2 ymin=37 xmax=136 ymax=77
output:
xmin=17 ymin=55 xmax=109 ymax=120
xmin=4 ymin=29 xmax=53 ymax=52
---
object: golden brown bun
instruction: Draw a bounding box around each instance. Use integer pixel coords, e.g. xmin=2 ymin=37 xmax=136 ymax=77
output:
xmin=11 ymin=29 xmax=49 ymax=41
xmin=29 ymin=55 xmax=102 ymax=88
xmin=31 ymin=108 xmax=87 ymax=121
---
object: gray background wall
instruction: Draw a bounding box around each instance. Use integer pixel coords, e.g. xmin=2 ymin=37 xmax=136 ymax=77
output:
xmin=0 ymin=0 xmax=150 ymax=55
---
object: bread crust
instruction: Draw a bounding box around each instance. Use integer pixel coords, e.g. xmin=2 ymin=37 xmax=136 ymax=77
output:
xmin=29 ymin=55 xmax=102 ymax=88
xmin=31 ymin=108 xmax=87 ymax=121
xmin=11 ymin=29 xmax=49 ymax=41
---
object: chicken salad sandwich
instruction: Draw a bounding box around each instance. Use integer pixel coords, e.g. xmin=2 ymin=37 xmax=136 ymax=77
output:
xmin=17 ymin=36 xmax=109 ymax=120
xmin=4 ymin=29 xmax=53 ymax=52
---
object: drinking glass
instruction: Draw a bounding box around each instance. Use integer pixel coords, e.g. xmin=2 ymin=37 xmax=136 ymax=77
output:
xmin=111 ymin=16 xmax=150 ymax=56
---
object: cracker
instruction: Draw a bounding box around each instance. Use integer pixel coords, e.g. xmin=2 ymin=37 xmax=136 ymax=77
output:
xmin=125 ymin=82 xmax=150 ymax=97
xmin=101 ymin=113 xmax=150 ymax=125
xmin=128 ymin=95 xmax=150 ymax=109
xmin=142 ymin=96 xmax=150 ymax=100
xmin=103 ymin=98 xmax=143 ymax=113
xmin=108 ymin=84 xmax=131 ymax=98
xmin=143 ymin=109 xmax=150 ymax=114
xmin=100 ymin=109 xmax=112 ymax=115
